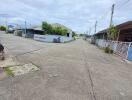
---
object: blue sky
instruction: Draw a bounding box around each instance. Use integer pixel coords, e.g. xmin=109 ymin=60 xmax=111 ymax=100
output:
xmin=0 ymin=0 xmax=132 ymax=34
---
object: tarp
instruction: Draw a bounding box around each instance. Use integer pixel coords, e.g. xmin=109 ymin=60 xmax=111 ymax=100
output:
xmin=127 ymin=47 xmax=132 ymax=61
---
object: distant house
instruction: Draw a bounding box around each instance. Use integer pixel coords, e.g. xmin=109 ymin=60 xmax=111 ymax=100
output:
xmin=14 ymin=26 xmax=44 ymax=38
xmin=93 ymin=21 xmax=132 ymax=61
xmin=14 ymin=24 xmax=74 ymax=43
xmin=94 ymin=21 xmax=132 ymax=42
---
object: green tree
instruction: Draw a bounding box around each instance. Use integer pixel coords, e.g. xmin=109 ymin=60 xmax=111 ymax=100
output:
xmin=52 ymin=27 xmax=68 ymax=36
xmin=42 ymin=22 xmax=52 ymax=34
xmin=0 ymin=26 xmax=6 ymax=31
xmin=42 ymin=22 xmax=68 ymax=36
xmin=72 ymin=31 xmax=77 ymax=37
xmin=108 ymin=25 xmax=118 ymax=40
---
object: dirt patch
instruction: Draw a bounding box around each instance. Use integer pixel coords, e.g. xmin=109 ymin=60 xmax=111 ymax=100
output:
xmin=0 ymin=68 xmax=7 ymax=80
xmin=0 ymin=57 xmax=17 ymax=68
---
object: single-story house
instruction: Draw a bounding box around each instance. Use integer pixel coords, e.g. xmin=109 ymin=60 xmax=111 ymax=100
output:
xmin=14 ymin=27 xmax=44 ymax=38
xmin=94 ymin=21 xmax=132 ymax=42
xmin=14 ymin=25 xmax=74 ymax=43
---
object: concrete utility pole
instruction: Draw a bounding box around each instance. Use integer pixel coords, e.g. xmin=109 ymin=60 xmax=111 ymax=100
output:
xmin=109 ymin=4 xmax=115 ymax=27
xmin=107 ymin=4 xmax=115 ymax=40
xmin=5 ymin=17 xmax=8 ymax=33
xmin=94 ymin=21 xmax=97 ymax=34
xmin=24 ymin=20 xmax=27 ymax=34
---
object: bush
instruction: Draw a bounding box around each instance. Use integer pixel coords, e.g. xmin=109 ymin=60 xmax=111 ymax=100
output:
xmin=109 ymin=49 xmax=113 ymax=54
xmin=104 ymin=47 xmax=109 ymax=53
xmin=104 ymin=47 xmax=113 ymax=54
xmin=73 ymin=36 xmax=76 ymax=40
xmin=0 ymin=26 xmax=6 ymax=31
xmin=72 ymin=31 xmax=77 ymax=37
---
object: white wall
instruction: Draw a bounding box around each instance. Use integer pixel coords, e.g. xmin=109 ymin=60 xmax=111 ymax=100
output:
xmin=96 ymin=39 xmax=108 ymax=48
xmin=34 ymin=34 xmax=73 ymax=43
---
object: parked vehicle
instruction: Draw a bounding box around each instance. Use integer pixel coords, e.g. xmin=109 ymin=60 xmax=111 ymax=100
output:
xmin=7 ymin=28 xmax=14 ymax=33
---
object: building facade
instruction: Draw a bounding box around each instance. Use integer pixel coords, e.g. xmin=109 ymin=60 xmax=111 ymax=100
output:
xmin=94 ymin=21 xmax=132 ymax=42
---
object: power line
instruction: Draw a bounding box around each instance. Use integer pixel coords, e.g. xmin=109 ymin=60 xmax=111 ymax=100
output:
xmin=89 ymin=0 xmax=131 ymax=34
xmin=116 ymin=0 xmax=130 ymax=9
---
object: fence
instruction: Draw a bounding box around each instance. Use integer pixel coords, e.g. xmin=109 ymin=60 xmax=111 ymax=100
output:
xmin=95 ymin=39 xmax=132 ymax=61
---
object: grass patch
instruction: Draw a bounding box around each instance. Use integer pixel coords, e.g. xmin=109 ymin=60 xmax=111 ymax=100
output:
xmin=3 ymin=67 xmax=14 ymax=77
xmin=31 ymin=62 xmax=41 ymax=69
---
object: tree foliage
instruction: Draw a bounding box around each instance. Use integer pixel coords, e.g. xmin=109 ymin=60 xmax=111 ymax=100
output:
xmin=52 ymin=27 xmax=68 ymax=36
xmin=72 ymin=31 xmax=77 ymax=37
xmin=42 ymin=22 xmax=68 ymax=36
xmin=108 ymin=25 xmax=118 ymax=40
xmin=0 ymin=26 xmax=6 ymax=31
xmin=42 ymin=22 xmax=52 ymax=34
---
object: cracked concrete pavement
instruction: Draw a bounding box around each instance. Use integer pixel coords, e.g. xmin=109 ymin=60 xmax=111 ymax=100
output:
xmin=0 ymin=32 xmax=132 ymax=100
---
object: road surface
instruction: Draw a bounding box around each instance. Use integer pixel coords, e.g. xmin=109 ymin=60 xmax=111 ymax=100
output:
xmin=0 ymin=32 xmax=132 ymax=100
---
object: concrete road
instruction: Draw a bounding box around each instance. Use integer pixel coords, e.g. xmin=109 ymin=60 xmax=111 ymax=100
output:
xmin=0 ymin=32 xmax=132 ymax=100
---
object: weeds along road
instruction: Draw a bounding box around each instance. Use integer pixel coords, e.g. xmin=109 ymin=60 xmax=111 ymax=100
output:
xmin=0 ymin=32 xmax=132 ymax=100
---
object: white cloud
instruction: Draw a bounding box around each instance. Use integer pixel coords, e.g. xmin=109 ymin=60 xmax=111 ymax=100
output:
xmin=0 ymin=0 xmax=131 ymax=33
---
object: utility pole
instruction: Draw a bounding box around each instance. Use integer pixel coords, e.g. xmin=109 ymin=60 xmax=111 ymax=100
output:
xmin=109 ymin=4 xmax=115 ymax=27
xmin=24 ymin=20 xmax=27 ymax=34
xmin=94 ymin=21 xmax=97 ymax=34
xmin=5 ymin=17 xmax=8 ymax=33
xmin=107 ymin=4 xmax=115 ymax=40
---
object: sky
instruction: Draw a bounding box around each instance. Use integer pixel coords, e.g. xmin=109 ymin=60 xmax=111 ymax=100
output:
xmin=0 ymin=0 xmax=132 ymax=34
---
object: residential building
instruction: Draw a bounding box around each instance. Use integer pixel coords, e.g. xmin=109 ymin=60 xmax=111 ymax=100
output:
xmin=94 ymin=21 xmax=132 ymax=42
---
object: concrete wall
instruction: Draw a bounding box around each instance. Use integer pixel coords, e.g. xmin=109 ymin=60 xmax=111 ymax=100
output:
xmin=34 ymin=34 xmax=73 ymax=43
xmin=95 ymin=39 xmax=108 ymax=48
xmin=95 ymin=39 xmax=132 ymax=61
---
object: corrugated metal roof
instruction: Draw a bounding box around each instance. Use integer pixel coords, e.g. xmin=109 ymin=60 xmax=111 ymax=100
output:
xmin=95 ymin=21 xmax=132 ymax=35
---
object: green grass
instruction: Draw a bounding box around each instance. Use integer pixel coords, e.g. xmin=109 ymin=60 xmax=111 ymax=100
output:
xmin=30 ymin=62 xmax=40 ymax=68
xmin=3 ymin=67 xmax=14 ymax=77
